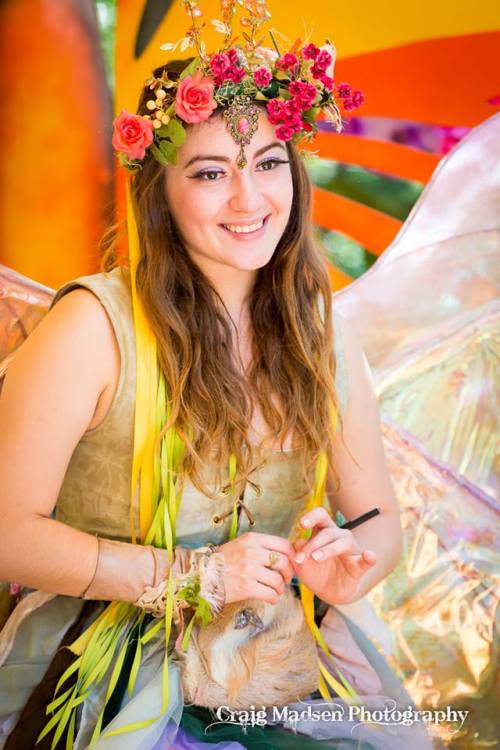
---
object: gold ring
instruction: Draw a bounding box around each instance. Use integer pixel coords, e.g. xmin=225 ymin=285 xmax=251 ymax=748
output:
xmin=268 ymin=550 xmax=281 ymax=569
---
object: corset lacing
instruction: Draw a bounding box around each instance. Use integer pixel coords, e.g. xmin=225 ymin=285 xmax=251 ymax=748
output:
xmin=211 ymin=459 xmax=265 ymax=528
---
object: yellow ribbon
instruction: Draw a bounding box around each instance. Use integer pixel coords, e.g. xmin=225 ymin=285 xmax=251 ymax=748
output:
xmin=46 ymin=185 xmax=354 ymax=748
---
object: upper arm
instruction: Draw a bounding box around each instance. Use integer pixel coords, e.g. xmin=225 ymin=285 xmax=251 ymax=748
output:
xmin=0 ymin=288 xmax=115 ymax=522
xmin=327 ymin=314 xmax=400 ymax=522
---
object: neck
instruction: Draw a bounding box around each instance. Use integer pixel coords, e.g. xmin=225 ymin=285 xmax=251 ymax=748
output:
xmin=199 ymin=261 xmax=257 ymax=332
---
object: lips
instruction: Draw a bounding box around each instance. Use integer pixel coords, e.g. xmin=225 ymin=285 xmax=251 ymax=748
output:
xmin=220 ymin=214 xmax=270 ymax=236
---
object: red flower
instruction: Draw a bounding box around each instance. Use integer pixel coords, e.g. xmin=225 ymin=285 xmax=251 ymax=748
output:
xmin=266 ymin=98 xmax=287 ymax=124
xmin=276 ymin=53 xmax=299 ymax=72
xmin=341 ymin=90 xmax=365 ymax=111
xmin=112 ymin=110 xmax=154 ymax=160
xmin=266 ymin=97 xmax=303 ymax=126
xmin=225 ymin=66 xmax=246 ymax=83
xmin=352 ymin=90 xmax=365 ymax=107
xmin=336 ymin=82 xmax=352 ymax=99
xmin=302 ymin=43 xmax=320 ymax=60
xmin=211 ymin=51 xmax=246 ymax=85
xmin=289 ymin=80 xmax=317 ymax=109
xmin=316 ymin=50 xmax=332 ymax=68
xmin=320 ymin=75 xmax=334 ymax=91
xmin=311 ymin=50 xmax=333 ymax=79
xmin=210 ymin=53 xmax=230 ymax=78
xmin=226 ymin=48 xmax=239 ymax=65
xmin=254 ymin=67 xmax=272 ymax=88
xmin=284 ymin=98 xmax=303 ymax=119
xmin=275 ymin=121 xmax=302 ymax=141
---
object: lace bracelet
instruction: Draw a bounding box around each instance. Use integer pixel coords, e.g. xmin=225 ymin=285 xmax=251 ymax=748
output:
xmin=133 ymin=545 xmax=227 ymax=628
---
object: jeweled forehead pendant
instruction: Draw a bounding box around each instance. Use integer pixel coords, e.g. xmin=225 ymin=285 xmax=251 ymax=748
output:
xmin=223 ymin=95 xmax=260 ymax=169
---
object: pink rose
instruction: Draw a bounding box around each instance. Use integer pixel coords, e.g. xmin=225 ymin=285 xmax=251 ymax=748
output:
xmin=112 ymin=110 xmax=154 ymax=160
xmin=175 ymin=70 xmax=218 ymax=124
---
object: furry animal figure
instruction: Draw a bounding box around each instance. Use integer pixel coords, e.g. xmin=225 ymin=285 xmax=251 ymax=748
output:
xmin=176 ymin=586 xmax=319 ymax=709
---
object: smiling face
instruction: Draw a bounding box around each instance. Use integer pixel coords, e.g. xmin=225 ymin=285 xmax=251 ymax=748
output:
xmin=163 ymin=110 xmax=294 ymax=282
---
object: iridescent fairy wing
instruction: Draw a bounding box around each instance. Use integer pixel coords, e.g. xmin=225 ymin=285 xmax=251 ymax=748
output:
xmin=0 ymin=265 xmax=53 ymax=394
xmin=332 ymin=113 xmax=499 ymax=748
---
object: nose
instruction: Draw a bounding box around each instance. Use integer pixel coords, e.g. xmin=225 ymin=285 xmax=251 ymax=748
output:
xmin=228 ymin=169 xmax=264 ymax=214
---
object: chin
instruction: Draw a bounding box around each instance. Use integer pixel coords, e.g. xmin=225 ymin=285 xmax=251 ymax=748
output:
xmin=228 ymin=252 xmax=275 ymax=272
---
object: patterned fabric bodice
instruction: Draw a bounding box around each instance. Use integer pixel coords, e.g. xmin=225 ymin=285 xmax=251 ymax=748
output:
xmin=49 ymin=267 xmax=348 ymax=545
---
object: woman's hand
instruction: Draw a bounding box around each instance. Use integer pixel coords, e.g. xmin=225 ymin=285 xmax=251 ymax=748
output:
xmin=217 ymin=532 xmax=295 ymax=606
xmin=292 ymin=508 xmax=377 ymax=605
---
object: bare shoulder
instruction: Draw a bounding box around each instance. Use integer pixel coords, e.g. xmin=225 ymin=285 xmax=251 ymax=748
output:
xmin=42 ymin=286 xmax=119 ymax=392
xmin=0 ymin=286 xmax=122 ymax=517
xmin=47 ymin=287 xmax=121 ymax=429
xmin=2 ymin=286 xmax=119 ymax=441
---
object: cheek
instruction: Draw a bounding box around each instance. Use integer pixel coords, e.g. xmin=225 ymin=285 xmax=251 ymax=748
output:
xmin=277 ymin=180 xmax=293 ymax=223
xmin=166 ymin=182 xmax=216 ymax=237
xmin=271 ymin=169 xmax=293 ymax=215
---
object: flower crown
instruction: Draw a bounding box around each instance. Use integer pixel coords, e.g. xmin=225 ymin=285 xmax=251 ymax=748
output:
xmin=112 ymin=0 xmax=365 ymax=171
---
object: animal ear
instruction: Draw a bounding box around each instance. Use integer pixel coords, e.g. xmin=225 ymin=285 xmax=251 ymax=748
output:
xmin=226 ymin=641 xmax=257 ymax=703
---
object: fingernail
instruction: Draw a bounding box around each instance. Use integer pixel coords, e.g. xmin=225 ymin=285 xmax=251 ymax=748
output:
xmin=295 ymin=553 xmax=305 ymax=564
xmin=301 ymin=518 xmax=310 ymax=527
xmin=312 ymin=550 xmax=323 ymax=561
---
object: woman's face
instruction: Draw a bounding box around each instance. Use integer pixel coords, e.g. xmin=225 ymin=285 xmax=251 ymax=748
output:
xmin=164 ymin=111 xmax=294 ymax=277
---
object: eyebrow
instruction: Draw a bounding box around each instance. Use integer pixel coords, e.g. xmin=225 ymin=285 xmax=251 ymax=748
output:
xmin=183 ymin=141 xmax=287 ymax=169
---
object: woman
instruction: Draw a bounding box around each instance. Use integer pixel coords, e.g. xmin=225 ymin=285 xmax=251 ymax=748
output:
xmin=0 ymin=43 xmax=433 ymax=749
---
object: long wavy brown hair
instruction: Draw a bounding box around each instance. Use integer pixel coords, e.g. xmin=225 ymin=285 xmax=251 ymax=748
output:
xmin=101 ymin=58 xmax=344 ymax=500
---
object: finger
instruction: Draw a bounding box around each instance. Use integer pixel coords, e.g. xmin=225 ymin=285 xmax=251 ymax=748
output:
xmin=295 ymin=528 xmax=356 ymax=563
xmin=299 ymin=507 xmax=335 ymax=532
xmin=253 ymin=582 xmax=282 ymax=605
xmin=303 ymin=535 xmax=361 ymax=562
xmin=292 ymin=538 xmax=307 ymax=554
xmin=294 ymin=530 xmax=331 ymax=563
xmin=261 ymin=550 xmax=294 ymax=584
xmin=342 ymin=550 xmax=378 ymax=577
xmin=246 ymin=532 xmax=295 ymax=560
xmin=257 ymin=566 xmax=287 ymax=596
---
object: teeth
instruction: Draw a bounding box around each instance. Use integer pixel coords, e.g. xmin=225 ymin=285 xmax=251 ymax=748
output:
xmin=223 ymin=219 xmax=264 ymax=234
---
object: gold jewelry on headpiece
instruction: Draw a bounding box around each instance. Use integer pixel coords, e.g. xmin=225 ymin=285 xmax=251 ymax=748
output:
xmin=223 ymin=95 xmax=261 ymax=169
xmin=111 ymin=0 xmax=366 ymax=172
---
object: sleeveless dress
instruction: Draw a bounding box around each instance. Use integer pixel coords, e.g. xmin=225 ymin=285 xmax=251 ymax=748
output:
xmin=0 ymin=267 xmax=434 ymax=750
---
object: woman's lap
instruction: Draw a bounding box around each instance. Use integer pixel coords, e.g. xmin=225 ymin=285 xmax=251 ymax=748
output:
xmin=0 ymin=596 xmax=434 ymax=750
